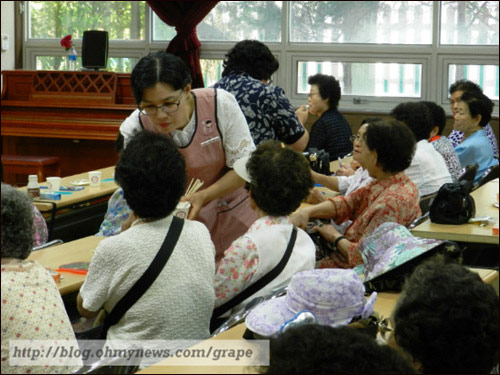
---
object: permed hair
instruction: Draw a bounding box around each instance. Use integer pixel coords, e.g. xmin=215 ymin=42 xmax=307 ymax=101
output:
xmin=364 ymin=119 xmax=416 ymax=173
xmin=1 ymin=183 xmax=34 ymax=259
xmin=449 ymin=79 xmax=483 ymax=95
xmin=393 ymin=255 xmax=499 ymax=374
xmin=246 ymin=140 xmax=313 ymax=216
xmin=131 ymin=51 xmax=192 ymax=104
xmin=221 ymin=40 xmax=279 ymax=81
xmin=390 ymin=102 xmax=434 ymax=142
xmin=114 ymin=131 xmax=186 ymax=219
xmin=263 ymin=324 xmax=417 ymax=374
xmin=459 ymin=91 xmax=494 ymax=127
xmin=420 ymin=101 xmax=447 ymax=135
xmin=308 ymin=74 xmax=341 ymax=110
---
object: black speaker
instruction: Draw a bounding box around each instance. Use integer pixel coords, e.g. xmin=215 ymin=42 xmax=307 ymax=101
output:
xmin=82 ymin=30 xmax=109 ymax=70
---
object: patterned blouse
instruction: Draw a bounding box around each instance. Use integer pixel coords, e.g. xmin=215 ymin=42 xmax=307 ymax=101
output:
xmin=317 ymin=172 xmax=421 ymax=269
xmin=449 ymin=123 xmax=498 ymax=158
xmin=430 ymin=136 xmax=462 ymax=181
xmin=214 ymin=216 xmax=291 ymax=304
xmin=32 ymin=205 xmax=48 ymax=247
xmin=307 ymin=108 xmax=353 ymax=161
xmin=213 ymin=72 xmax=305 ymax=146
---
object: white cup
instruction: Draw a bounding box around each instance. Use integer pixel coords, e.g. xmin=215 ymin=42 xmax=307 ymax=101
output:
xmin=88 ymin=171 xmax=102 ymax=187
xmin=173 ymin=201 xmax=191 ymax=219
xmin=46 ymin=177 xmax=61 ymax=192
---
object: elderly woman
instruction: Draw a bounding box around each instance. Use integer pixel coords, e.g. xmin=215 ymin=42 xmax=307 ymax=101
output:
xmin=296 ymin=74 xmax=352 ymax=161
xmin=78 ymin=132 xmax=216 ymax=343
xmin=214 ymin=140 xmax=316 ymax=316
xmin=99 ymin=51 xmax=257 ymax=260
xmin=291 ymin=119 xmax=421 ymax=269
xmin=213 ymin=40 xmax=309 ymax=151
xmin=453 ymin=91 xmax=497 ymax=183
xmin=1 ymin=183 xmax=81 ymax=374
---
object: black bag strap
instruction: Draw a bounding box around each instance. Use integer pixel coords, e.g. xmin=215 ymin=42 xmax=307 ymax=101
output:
xmin=212 ymin=226 xmax=298 ymax=318
xmin=101 ymin=216 xmax=184 ymax=335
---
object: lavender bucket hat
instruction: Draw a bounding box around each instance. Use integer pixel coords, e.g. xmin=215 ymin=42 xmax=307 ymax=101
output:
xmin=245 ymin=269 xmax=377 ymax=337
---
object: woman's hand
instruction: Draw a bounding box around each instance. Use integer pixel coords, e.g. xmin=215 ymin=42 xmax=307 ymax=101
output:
xmin=306 ymin=188 xmax=326 ymax=204
xmin=312 ymin=224 xmax=340 ymax=243
xmin=290 ymin=208 xmax=311 ymax=229
xmin=295 ymin=104 xmax=309 ymax=125
xmin=335 ymin=165 xmax=356 ymax=177
xmin=181 ymin=190 xmax=208 ymax=220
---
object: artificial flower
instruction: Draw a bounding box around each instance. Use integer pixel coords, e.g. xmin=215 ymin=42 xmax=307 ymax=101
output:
xmin=60 ymin=35 xmax=72 ymax=50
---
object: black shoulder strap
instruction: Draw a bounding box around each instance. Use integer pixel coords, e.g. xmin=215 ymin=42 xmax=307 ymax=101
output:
xmin=212 ymin=226 xmax=298 ymax=318
xmin=102 ymin=216 xmax=184 ymax=334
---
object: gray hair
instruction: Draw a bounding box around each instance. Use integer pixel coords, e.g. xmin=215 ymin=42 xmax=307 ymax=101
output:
xmin=1 ymin=183 xmax=34 ymax=259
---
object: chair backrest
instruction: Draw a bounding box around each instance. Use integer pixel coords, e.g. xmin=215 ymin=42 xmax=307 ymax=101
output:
xmin=458 ymin=163 xmax=479 ymax=183
xmin=473 ymin=164 xmax=499 ymax=190
xmin=32 ymin=239 xmax=63 ymax=251
xmin=419 ymin=192 xmax=437 ymax=215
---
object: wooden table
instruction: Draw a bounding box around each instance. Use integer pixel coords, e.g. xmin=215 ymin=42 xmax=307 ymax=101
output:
xmin=19 ymin=166 xmax=118 ymax=241
xmin=28 ymin=235 xmax=104 ymax=295
xmin=329 ymin=155 xmax=353 ymax=174
xmin=411 ymin=179 xmax=499 ymax=244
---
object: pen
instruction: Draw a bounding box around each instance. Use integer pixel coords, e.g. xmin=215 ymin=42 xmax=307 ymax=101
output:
xmin=338 ymin=157 xmax=343 ymax=168
xmin=56 ymin=268 xmax=88 ymax=275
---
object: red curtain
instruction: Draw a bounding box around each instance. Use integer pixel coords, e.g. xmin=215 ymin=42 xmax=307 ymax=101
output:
xmin=147 ymin=1 xmax=219 ymax=88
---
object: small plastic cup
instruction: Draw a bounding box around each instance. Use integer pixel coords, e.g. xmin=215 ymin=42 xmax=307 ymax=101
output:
xmin=88 ymin=171 xmax=102 ymax=187
xmin=46 ymin=177 xmax=62 ymax=192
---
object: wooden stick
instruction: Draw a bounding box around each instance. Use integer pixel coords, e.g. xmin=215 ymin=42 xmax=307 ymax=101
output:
xmin=186 ymin=178 xmax=194 ymax=196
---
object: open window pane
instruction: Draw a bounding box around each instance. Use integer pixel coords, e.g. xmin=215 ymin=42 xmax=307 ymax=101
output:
xmin=440 ymin=1 xmax=499 ymax=45
xmin=28 ymin=1 xmax=145 ymax=40
xmin=290 ymin=1 xmax=432 ymax=44
xmin=297 ymin=61 xmax=422 ymax=98
xmin=448 ymin=64 xmax=499 ymax=100
xmin=197 ymin=1 xmax=282 ymax=42
xmin=35 ymin=55 xmax=139 ymax=73
xmin=200 ymin=59 xmax=224 ymax=88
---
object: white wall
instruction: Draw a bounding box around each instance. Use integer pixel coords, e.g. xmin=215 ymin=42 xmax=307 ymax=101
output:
xmin=1 ymin=0 xmax=16 ymax=87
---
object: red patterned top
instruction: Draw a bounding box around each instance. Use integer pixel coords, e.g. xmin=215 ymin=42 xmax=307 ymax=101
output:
xmin=317 ymin=172 xmax=421 ymax=269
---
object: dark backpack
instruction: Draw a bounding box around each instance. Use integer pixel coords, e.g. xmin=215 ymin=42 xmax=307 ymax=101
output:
xmin=429 ymin=180 xmax=476 ymax=224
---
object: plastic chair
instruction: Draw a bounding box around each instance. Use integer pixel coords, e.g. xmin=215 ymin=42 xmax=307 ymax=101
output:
xmin=457 ymin=163 xmax=479 ymax=183
xmin=473 ymin=164 xmax=499 ymax=191
xmin=32 ymin=239 xmax=63 ymax=251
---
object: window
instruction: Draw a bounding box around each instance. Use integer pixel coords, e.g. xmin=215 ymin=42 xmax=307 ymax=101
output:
xmin=22 ymin=1 xmax=499 ymax=114
xmin=440 ymin=1 xmax=499 ymax=45
xmin=290 ymin=1 xmax=433 ymax=44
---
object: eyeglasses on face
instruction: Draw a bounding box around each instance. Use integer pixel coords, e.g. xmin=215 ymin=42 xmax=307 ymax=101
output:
xmin=350 ymin=135 xmax=365 ymax=144
xmin=139 ymin=91 xmax=184 ymax=116
xmin=308 ymin=92 xmax=320 ymax=98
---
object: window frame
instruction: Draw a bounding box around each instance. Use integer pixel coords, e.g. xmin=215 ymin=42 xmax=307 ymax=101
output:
xmin=21 ymin=1 xmax=499 ymax=117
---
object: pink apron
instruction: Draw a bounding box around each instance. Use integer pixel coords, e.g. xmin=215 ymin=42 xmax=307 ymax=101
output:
xmin=143 ymin=88 xmax=256 ymax=260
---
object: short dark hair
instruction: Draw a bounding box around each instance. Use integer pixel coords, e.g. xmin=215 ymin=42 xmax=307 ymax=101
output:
xmin=308 ymin=74 xmax=341 ymax=110
xmin=460 ymin=91 xmax=494 ymax=127
xmin=222 ymin=40 xmax=279 ymax=81
xmin=420 ymin=101 xmax=447 ymax=135
xmin=131 ymin=51 xmax=192 ymax=104
xmin=247 ymin=140 xmax=313 ymax=216
xmin=390 ymin=102 xmax=434 ymax=141
xmin=393 ymin=255 xmax=499 ymax=374
xmin=1 ymin=183 xmax=34 ymax=259
xmin=114 ymin=131 xmax=186 ymax=219
xmin=364 ymin=119 xmax=416 ymax=173
xmin=361 ymin=117 xmax=382 ymax=126
xmin=449 ymin=79 xmax=483 ymax=95
xmin=263 ymin=324 xmax=416 ymax=374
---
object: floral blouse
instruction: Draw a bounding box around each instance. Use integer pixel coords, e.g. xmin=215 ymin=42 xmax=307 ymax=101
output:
xmin=431 ymin=136 xmax=462 ymax=181
xmin=317 ymin=172 xmax=421 ymax=269
xmin=214 ymin=216 xmax=292 ymax=305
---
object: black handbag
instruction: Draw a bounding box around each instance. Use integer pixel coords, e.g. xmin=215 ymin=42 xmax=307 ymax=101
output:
xmin=303 ymin=148 xmax=330 ymax=175
xmin=76 ymin=216 xmax=184 ymax=341
xmin=429 ymin=180 xmax=476 ymax=225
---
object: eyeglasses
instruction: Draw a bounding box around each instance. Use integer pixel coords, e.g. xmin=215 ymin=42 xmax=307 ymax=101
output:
xmin=139 ymin=91 xmax=184 ymax=116
xmin=350 ymin=135 xmax=364 ymax=144
xmin=308 ymin=92 xmax=320 ymax=98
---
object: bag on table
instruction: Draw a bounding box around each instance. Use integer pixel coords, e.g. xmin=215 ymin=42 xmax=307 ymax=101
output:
xmin=429 ymin=180 xmax=476 ymax=225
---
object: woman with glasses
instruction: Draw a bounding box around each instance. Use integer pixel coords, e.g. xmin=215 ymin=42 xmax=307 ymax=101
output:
xmin=291 ymin=119 xmax=421 ymax=269
xmin=296 ymin=74 xmax=353 ymax=161
xmin=101 ymin=51 xmax=257 ymax=261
